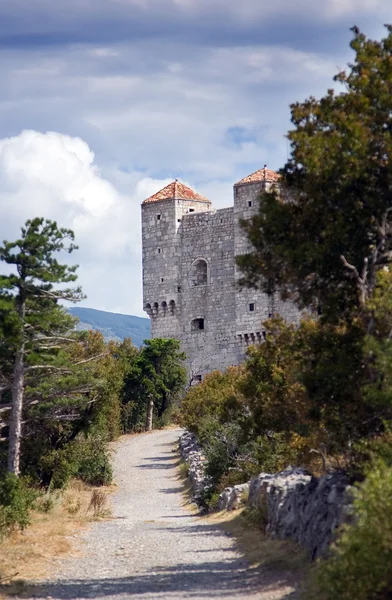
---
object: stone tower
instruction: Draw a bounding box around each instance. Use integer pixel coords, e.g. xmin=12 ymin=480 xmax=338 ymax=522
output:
xmin=141 ymin=180 xmax=211 ymax=341
xmin=141 ymin=168 xmax=301 ymax=380
xmin=234 ymin=167 xmax=281 ymax=350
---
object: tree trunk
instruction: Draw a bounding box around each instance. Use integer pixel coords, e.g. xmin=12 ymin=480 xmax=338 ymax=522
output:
xmin=7 ymin=345 xmax=25 ymax=475
xmin=146 ymin=398 xmax=154 ymax=432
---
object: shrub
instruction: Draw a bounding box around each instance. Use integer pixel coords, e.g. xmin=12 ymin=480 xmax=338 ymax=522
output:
xmin=310 ymin=462 xmax=392 ymax=600
xmin=75 ymin=435 xmax=113 ymax=486
xmin=38 ymin=446 xmax=78 ymax=490
xmin=0 ymin=473 xmax=37 ymax=536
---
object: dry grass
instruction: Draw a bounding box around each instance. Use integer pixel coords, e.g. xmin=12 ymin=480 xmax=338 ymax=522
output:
xmin=0 ymin=480 xmax=113 ymax=598
xmin=87 ymin=489 xmax=108 ymax=517
xmin=203 ymin=509 xmax=309 ymax=574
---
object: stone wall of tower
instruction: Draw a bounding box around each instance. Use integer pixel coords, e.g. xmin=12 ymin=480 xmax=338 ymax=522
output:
xmin=141 ymin=196 xmax=211 ymax=341
xmin=233 ymin=181 xmax=301 ymax=359
xmin=234 ymin=181 xmax=273 ymax=355
xmin=141 ymin=174 xmax=302 ymax=381
xmin=178 ymin=207 xmax=239 ymax=377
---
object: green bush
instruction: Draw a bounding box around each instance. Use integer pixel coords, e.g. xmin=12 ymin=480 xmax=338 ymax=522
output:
xmin=311 ymin=462 xmax=392 ymax=600
xmin=75 ymin=435 xmax=113 ymax=486
xmin=0 ymin=473 xmax=37 ymax=536
xmin=38 ymin=446 xmax=78 ymax=490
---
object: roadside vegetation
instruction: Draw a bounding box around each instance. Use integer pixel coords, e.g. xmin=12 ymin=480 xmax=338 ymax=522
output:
xmin=0 ymin=217 xmax=186 ymax=566
xmin=180 ymin=26 xmax=392 ymax=599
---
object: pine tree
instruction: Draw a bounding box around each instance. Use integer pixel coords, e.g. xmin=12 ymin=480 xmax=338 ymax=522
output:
xmin=0 ymin=218 xmax=84 ymax=475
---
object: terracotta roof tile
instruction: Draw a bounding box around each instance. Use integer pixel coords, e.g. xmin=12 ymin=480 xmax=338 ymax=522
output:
xmin=142 ymin=180 xmax=211 ymax=204
xmin=235 ymin=167 xmax=280 ymax=186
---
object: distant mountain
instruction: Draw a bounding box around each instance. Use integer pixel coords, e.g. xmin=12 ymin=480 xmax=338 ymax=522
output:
xmin=69 ymin=307 xmax=151 ymax=347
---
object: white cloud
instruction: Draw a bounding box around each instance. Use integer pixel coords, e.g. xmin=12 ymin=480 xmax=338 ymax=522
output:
xmin=0 ymin=130 xmax=172 ymax=316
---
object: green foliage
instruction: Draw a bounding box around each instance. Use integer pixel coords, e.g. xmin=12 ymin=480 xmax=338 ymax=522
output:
xmin=122 ymin=338 xmax=186 ymax=432
xmin=0 ymin=473 xmax=37 ymax=536
xmin=311 ymin=462 xmax=392 ymax=600
xmin=237 ymin=26 xmax=392 ymax=322
xmin=75 ymin=434 xmax=113 ymax=486
xmin=179 ymin=367 xmax=244 ymax=436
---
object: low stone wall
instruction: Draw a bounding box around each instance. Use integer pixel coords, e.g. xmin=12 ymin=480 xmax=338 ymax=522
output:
xmin=179 ymin=431 xmax=353 ymax=558
xmin=219 ymin=466 xmax=353 ymax=559
xmin=178 ymin=431 xmax=211 ymax=504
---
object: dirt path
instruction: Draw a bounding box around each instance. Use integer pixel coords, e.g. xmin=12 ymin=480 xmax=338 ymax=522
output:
xmin=23 ymin=428 xmax=297 ymax=599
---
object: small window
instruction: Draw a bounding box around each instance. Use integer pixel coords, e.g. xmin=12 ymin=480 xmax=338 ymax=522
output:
xmin=189 ymin=208 xmax=195 ymax=213
xmin=157 ymin=214 xmax=161 ymax=221
xmin=249 ymin=303 xmax=255 ymax=312
xmin=268 ymin=313 xmax=273 ymax=318
xmin=191 ymin=318 xmax=205 ymax=331
xmin=178 ymin=286 xmax=182 ymax=293
xmin=161 ymin=278 xmax=164 ymax=283
xmin=248 ymin=201 xmax=252 ymax=207
xmin=177 ymin=218 xmax=181 ymax=223
xmin=157 ymin=248 xmax=161 ymax=254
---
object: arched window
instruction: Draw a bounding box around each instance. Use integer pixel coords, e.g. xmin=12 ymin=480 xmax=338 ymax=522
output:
xmin=191 ymin=259 xmax=208 ymax=286
xmin=169 ymin=300 xmax=176 ymax=315
xmin=153 ymin=302 xmax=159 ymax=315
xmin=145 ymin=303 xmax=152 ymax=315
xmin=161 ymin=301 xmax=167 ymax=315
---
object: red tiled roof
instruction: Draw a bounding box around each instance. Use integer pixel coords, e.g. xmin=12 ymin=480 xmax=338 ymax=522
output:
xmin=235 ymin=167 xmax=280 ymax=186
xmin=142 ymin=180 xmax=211 ymax=204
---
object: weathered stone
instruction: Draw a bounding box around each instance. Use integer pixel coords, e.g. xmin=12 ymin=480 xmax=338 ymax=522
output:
xmin=141 ymin=170 xmax=302 ymax=380
xmin=219 ymin=466 xmax=353 ymax=559
xmin=178 ymin=432 xmax=212 ymax=505
xmin=217 ymin=483 xmax=250 ymax=511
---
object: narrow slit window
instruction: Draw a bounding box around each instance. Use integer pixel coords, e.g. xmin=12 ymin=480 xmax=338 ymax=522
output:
xmin=157 ymin=214 xmax=161 ymax=221
xmin=248 ymin=201 xmax=252 ymax=207
xmin=158 ymin=248 xmax=161 ymax=254
xmin=161 ymin=277 xmax=164 ymax=283
xmin=189 ymin=208 xmax=195 ymax=213
xmin=249 ymin=303 xmax=255 ymax=312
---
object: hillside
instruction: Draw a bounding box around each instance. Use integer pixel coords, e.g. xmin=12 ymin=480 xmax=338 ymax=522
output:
xmin=69 ymin=307 xmax=151 ymax=347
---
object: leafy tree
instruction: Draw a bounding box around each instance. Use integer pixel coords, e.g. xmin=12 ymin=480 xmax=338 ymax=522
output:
xmin=122 ymin=338 xmax=186 ymax=432
xmin=0 ymin=218 xmax=84 ymax=475
xmin=18 ymin=331 xmax=136 ymax=488
xmin=311 ymin=462 xmax=392 ymax=600
xmin=237 ymin=26 xmax=392 ymax=324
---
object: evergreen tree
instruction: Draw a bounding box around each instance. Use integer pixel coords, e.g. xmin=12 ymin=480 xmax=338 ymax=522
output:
xmin=0 ymin=218 xmax=84 ymax=475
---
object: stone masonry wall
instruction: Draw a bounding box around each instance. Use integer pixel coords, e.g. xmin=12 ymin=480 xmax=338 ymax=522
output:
xmin=179 ymin=208 xmax=239 ymax=375
xmin=141 ymin=177 xmax=302 ymax=379
xmin=218 ymin=467 xmax=352 ymax=560
xmin=179 ymin=432 xmax=352 ymax=560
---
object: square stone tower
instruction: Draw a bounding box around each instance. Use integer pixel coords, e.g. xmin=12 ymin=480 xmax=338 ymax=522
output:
xmin=141 ymin=180 xmax=211 ymax=341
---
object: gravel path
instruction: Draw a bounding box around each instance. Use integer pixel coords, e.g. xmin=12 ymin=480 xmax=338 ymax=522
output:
xmin=24 ymin=428 xmax=297 ymax=599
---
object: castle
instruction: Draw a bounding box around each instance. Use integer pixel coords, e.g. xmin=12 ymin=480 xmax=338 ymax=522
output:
xmin=141 ymin=167 xmax=300 ymax=380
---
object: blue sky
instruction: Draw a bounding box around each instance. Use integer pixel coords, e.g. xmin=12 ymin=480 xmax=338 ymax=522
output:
xmin=0 ymin=1 xmax=390 ymax=316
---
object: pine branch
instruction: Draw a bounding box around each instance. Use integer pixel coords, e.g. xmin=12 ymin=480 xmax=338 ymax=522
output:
xmin=25 ymin=365 xmax=73 ymax=374
xmin=74 ymin=352 xmax=109 ymax=366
